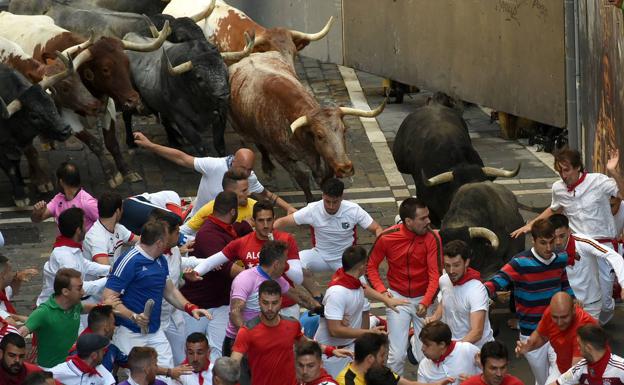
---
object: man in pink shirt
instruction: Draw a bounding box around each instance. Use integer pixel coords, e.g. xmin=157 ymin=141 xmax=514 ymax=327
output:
xmin=31 ymin=162 xmax=99 ymax=231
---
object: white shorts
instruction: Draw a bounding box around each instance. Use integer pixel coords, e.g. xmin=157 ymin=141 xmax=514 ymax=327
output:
xmin=299 ymin=248 xmax=342 ymax=273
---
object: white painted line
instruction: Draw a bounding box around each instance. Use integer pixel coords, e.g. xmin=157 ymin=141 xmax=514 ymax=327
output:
xmin=494 ymin=177 xmax=558 ymax=185
xmin=338 ymin=65 xmax=406 ymax=192
xmin=513 ymin=189 xmax=552 ymax=195
xmin=524 ymin=145 xmax=557 ymax=173
xmin=0 ymin=206 xmax=33 ymax=213
xmin=0 ymin=217 xmax=53 ymax=225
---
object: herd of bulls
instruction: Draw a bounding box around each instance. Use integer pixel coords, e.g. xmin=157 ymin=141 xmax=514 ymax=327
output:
xmin=0 ymin=0 xmax=528 ymax=273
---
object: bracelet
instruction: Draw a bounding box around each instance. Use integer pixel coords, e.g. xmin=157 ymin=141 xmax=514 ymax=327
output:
xmin=323 ymin=345 xmax=336 ymax=357
xmin=184 ymin=303 xmax=199 ymax=315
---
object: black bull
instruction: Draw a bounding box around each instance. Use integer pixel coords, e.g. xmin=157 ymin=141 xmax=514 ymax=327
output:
xmin=0 ymin=65 xmax=71 ymax=206
xmin=439 ymin=181 xmax=526 ymax=277
xmin=122 ymin=22 xmax=230 ymax=156
xmin=392 ymin=94 xmax=485 ymax=225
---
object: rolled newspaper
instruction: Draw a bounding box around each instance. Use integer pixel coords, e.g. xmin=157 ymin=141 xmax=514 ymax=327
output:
xmin=141 ymin=299 xmax=155 ymax=335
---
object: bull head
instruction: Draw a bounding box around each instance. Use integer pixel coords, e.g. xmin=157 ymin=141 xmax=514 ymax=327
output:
xmin=288 ymin=16 xmax=334 ymax=50
xmin=423 ymin=163 xmax=521 ymax=187
xmin=290 ymin=98 xmax=387 ymax=133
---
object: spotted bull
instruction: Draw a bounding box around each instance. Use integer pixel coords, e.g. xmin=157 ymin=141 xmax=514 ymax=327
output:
xmin=228 ymin=51 xmax=385 ymax=201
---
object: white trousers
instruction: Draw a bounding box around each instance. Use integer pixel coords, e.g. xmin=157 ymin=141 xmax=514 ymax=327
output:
xmin=386 ymin=290 xmax=429 ymax=375
xmin=163 ymin=316 xmax=186 ymax=366
xmin=597 ymin=256 xmax=616 ymax=325
xmin=583 ymin=299 xmax=602 ymax=321
xmin=299 ymin=248 xmax=342 ymax=273
xmin=183 ymin=305 xmax=229 ymax=363
xmin=520 ymin=334 xmax=560 ymax=385
xmin=113 ymin=325 xmax=174 ymax=385
xmin=279 ymin=304 xmax=301 ymax=319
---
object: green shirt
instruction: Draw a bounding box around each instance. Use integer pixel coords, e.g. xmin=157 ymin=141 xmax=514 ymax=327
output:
xmin=25 ymin=295 xmax=82 ymax=368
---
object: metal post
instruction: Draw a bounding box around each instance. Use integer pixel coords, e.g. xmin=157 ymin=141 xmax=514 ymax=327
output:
xmin=564 ymin=0 xmax=582 ymax=155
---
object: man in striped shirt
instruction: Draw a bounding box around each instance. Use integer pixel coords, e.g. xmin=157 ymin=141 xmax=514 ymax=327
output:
xmin=485 ymin=219 xmax=574 ymax=385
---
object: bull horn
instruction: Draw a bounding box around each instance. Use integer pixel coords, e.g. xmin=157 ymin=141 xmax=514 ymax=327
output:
xmin=221 ymin=31 xmax=254 ymax=62
xmin=339 ymin=98 xmax=386 ymax=118
xmin=190 ymin=0 xmax=216 ymax=22
xmin=482 ymin=163 xmax=521 ymax=178
xmin=290 ymin=115 xmax=309 ymax=133
xmin=122 ymin=20 xmax=171 ymax=52
xmin=0 ymin=96 xmax=22 ymax=119
xmin=468 ymin=227 xmax=499 ymax=250
xmin=142 ymin=14 xmax=159 ymax=38
xmin=62 ymin=30 xmax=95 ymax=57
xmin=39 ymin=51 xmax=74 ymax=90
xmin=165 ymin=51 xmax=193 ymax=75
xmin=423 ymin=170 xmax=453 ymax=187
xmin=290 ymin=16 xmax=334 ymax=42
xmin=72 ymin=48 xmax=93 ymax=69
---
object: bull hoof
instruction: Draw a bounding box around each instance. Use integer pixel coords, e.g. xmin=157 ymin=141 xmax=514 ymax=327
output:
xmin=37 ymin=184 xmax=48 ymax=193
xmin=108 ymin=172 xmax=124 ymax=189
xmin=45 ymin=182 xmax=54 ymax=192
xmin=14 ymin=197 xmax=30 ymax=208
xmin=124 ymin=172 xmax=143 ymax=183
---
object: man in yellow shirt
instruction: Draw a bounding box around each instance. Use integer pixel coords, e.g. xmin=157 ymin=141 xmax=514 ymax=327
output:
xmin=181 ymin=170 xmax=256 ymax=235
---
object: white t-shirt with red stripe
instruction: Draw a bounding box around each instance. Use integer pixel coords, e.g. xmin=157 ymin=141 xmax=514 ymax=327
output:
xmin=83 ymin=220 xmax=134 ymax=268
xmin=417 ymin=341 xmax=481 ymax=385
xmin=556 ymin=353 xmax=624 ymax=385
xmin=293 ymin=200 xmax=373 ymax=263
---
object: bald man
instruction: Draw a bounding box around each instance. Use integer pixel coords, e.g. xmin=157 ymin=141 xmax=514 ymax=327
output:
xmin=515 ymin=292 xmax=596 ymax=376
xmin=133 ymin=133 xmax=296 ymax=216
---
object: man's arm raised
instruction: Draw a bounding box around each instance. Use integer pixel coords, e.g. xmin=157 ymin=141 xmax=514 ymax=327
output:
xmin=133 ymin=132 xmax=195 ymax=169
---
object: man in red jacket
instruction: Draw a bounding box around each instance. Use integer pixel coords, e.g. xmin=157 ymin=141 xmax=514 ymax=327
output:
xmin=366 ymin=198 xmax=442 ymax=375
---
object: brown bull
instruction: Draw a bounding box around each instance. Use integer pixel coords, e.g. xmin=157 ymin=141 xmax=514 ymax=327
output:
xmin=229 ymin=51 xmax=384 ymax=201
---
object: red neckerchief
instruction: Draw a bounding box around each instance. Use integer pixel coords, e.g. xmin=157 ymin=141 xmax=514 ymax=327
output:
xmin=432 ymin=341 xmax=456 ymax=367
xmin=566 ymin=172 xmax=587 ymax=192
xmin=182 ymin=358 xmax=210 ymax=385
xmin=67 ymin=355 xmax=101 ymax=377
xmin=566 ymin=235 xmax=578 ymax=266
xmin=0 ymin=288 xmax=16 ymax=314
xmin=300 ymin=368 xmax=336 ymax=385
xmin=453 ymin=268 xmax=481 ymax=286
xmin=206 ymin=215 xmax=238 ymax=239
xmin=587 ymin=346 xmax=611 ymax=382
xmin=53 ymin=235 xmax=82 ymax=250
xmin=328 ymin=268 xmax=362 ymax=289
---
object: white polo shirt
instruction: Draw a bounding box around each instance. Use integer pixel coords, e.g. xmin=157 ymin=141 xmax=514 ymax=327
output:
xmin=191 ymin=156 xmax=263 ymax=217
xmin=160 ymin=247 xmax=201 ymax=331
xmin=50 ymin=360 xmax=115 ymax=385
xmin=556 ymin=353 xmax=624 ymax=385
xmin=417 ymin=341 xmax=481 ymax=385
xmin=315 ymin=283 xmax=371 ymax=347
xmin=293 ymin=200 xmax=374 ymax=262
xmin=438 ymin=274 xmax=494 ymax=348
xmin=566 ymin=233 xmax=624 ymax=307
xmin=551 ymin=173 xmax=618 ymax=239
xmin=83 ymin=220 xmax=134 ymax=268
xmin=137 ymin=190 xmax=181 ymax=209
xmin=37 ymin=245 xmax=110 ymax=305
xmin=178 ymin=361 xmax=214 ymax=385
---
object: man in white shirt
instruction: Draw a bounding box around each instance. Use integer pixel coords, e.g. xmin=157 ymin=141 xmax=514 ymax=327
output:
xmin=426 ymin=240 xmax=493 ymax=348
xmin=512 ymin=148 xmax=624 ymax=325
xmin=37 ymin=208 xmax=110 ymax=306
xmin=274 ymin=178 xmax=382 ymax=298
xmin=178 ymin=333 xmax=214 ymax=385
xmin=133 ymin=132 xmax=296 ymax=216
xmin=417 ymin=321 xmax=481 ymax=385
xmin=549 ymin=214 xmax=624 ymax=320
xmin=83 ymin=192 xmax=139 ymax=267
xmin=551 ymin=324 xmax=624 ymax=385
xmin=314 ymin=246 xmax=385 ymax=377
xmin=50 ymin=333 xmax=115 ymax=385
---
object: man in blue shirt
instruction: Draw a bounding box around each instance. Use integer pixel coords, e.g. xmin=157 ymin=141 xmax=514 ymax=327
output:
xmin=103 ymin=220 xmax=210 ymax=385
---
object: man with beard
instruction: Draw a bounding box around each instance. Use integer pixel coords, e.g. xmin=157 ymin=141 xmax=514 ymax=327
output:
xmin=366 ymin=198 xmax=442 ymax=373
xmin=0 ymin=333 xmax=43 ymax=385
xmin=461 ymin=342 xmax=523 ymax=385
xmin=551 ymin=324 xmax=624 ymax=385
xmin=231 ymin=280 xmax=351 ymax=385
xmin=178 ymin=333 xmax=213 ymax=385
xmin=50 ymin=333 xmax=115 ymax=385
xmin=118 ymin=347 xmax=168 ymax=385
xmin=426 ymin=240 xmax=493 ymax=347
